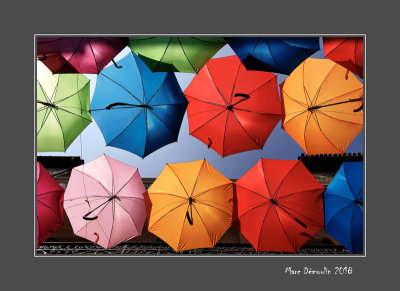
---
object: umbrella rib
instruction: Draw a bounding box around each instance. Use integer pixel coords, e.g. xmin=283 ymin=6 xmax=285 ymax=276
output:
xmin=50 ymin=109 xmax=67 ymax=150
xmin=106 ymin=108 xmax=145 ymax=147
xmin=37 ymin=190 xmax=63 ymax=197
xmin=272 ymin=162 xmax=300 ymax=200
xmin=256 ymin=203 xmax=273 ymax=251
xmin=343 ymin=164 xmax=358 ymax=200
xmin=143 ymin=109 xmax=149 ymax=157
xmin=189 ymin=109 xmax=227 ymax=135
xmin=190 ymin=160 xmax=206 ymax=197
xmin=50 ymin=77 xmax=60 ymax=103
xmin=145 ymin=74 xmax=169 ymax=105
xmin=316 ymin=110 xmax=363 ymax=126
xmin=235 ymin=184 xmax=269 ymax=201
xmin=231 ymin=111 xmax=263 ymax=148
xmin=251 ymin=37 xmax=262 ymax=55
xmin=247 ymin=76 xmax=276 ymax=96
xmin=113 ymin=169 xmax=138 ymax=195
xmin=222 ymin=110 xmax=230 ymax=156
xmin=192 ymin=203 xmax=214 ymax=246
xmin=37 ymin=200 xmax=62 ymax=220
xmin=153 ymin=38 xmax=172 ymax=72
xmin=87 ymin=39 xmax=100 ymax=73
xmin=324 ymin=192 xmax=355 ymax=202
xmin=302 ymin=63 xmax=311 ymax=107
xmin=276 ymin=187 xmax=325 ymax=201
xmin=312 ymin=66 xmax=338 ymax=106
xmin=303 ymin=112 xmax=313 ymax=154
xmin=265 ymin=39 xmax=286 ymax=73
xmin=114 ymin=199 xmax=141 ymax=234
xmin=281 ymin=88 xmax=308 ymax=108
xmin=205 ymin=65 xmax=229 ymax=105
xmin=271 ymin=205 xmax=297 ymax=253
xmin=229 ymin=61 xmax=242 ymax=104
xmin=147 ymin=192 xmax=187 ymax=200
xmin=324 ymin=38 xmax=347 ymax=57
xmin=37 ymin=81 xmax=52 ymax=104
xmin=53 ymin=86 xmax=90 ymax=106
xmin=130 ymin=52 xmax=146 ymax=103
xmin=237 ymin=202 xmax=269 ymax=219
xmin=185 ymin=95 xmax=226 ymax=108
xmin=282 ymin=109 xmax=308 ymax=125
xmin=325 ymin=203 xmax=354 ymax=228
xmin=191 ymin=37 xmax=225 ymax=44
xmin=56 ymin=106 xmax=92 ymax=122
xmin=37 ymin=107 xmax=52 ymax=136
xmin=63 ymin=197 xmax=109 ymax=210
xmin=106 ymin=201 xmax=116 ymax=248
xmin=259 ymin=160 xmax=273 ymax=199
xmin=187 ymin=108 xmax=225 ymax=119
xmin=312 ymin=112 xmax=342 ymax=152
xmin=166 ymin=164 xmax=189 ymax=198
xmin=178 ymin=38 xmax=197 ymax=73
xmin=277 ymin=37 xmax=318 ymax=51
xmin=193 ymin=183 xmax=232 ymax=200
xmin=69 ymin=38 xmax=83 ymax=72
xmin=99 ymin=73 xmax=142 ymax=104
xmin=148 ymin=200 xmax=188 ymax=229
xmin=195 ymin=200 xmax=232 ymax=216
xmin=73 ymin=169 xmax=113 ymax=197
xmin=147 ymin=109 xmax=178 ymax=141
xmin=234 ymin=107 xmax=283 ymax=116
xmin=176 ymin=203 xmax=191 ymax=251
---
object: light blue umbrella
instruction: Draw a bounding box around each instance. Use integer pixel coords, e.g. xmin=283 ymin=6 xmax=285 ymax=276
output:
xmin=91 ymin=52 xmax=187 ymax=158
xmin=324 ymin=162 xmax=363 ymax=253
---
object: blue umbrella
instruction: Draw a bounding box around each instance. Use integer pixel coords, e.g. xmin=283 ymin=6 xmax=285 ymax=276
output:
xmin=225 ymin=37 xmax=320 ymax=75
xmin=91 ymin=52 xmax=188 ymax=158
xmin=324 ymin=162 xmax=363 ymax=254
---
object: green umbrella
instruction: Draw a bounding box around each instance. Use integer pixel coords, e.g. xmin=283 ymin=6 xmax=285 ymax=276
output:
xmin=128 ymin=37 xmax=226 ymax=73
xmin=37 ymin=63 xmax=91 ymax=152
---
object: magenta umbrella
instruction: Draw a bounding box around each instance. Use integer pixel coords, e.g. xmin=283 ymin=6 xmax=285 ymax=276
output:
xmin=37 ymin=162 xmax=64 ymax=246
xmin=37 ymin=37 xmax=128 ymax=74
xmin=63 ymin=155 xmax=147 ymax=249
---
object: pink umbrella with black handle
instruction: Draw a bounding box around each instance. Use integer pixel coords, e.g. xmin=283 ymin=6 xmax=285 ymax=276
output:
xmin=63 ymin=155 xmax=147 ymax=249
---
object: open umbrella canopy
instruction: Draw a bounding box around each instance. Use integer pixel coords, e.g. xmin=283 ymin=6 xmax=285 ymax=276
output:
xmin=91 ymin=52 xmax=187 ymax=158
xmin=225 ymin=37 xmax=320 ymax=75
xmin=324 ymin=162 xmax=363 ymax=254
xmin=63 ymin=155 xmax=147 ymax=249
xmin=37 ymin=37 xmax=128 ymax=74
xmin=184 ymin=55 xmax=281 ymax=157
xmin=147 ymin=159 xmax=233 ymax=252
xmin=37 ymin=162 xmax=64 ymax=246
xmin=235 ymin=159 xmax=325 ymax=253
xmin=281 ymin=58 xmax=363 ymax=155
xmin=37 ymin=62 xmax=91 ymax=152
xmin=323 ymin=37 xmax=363 ymax=79
xmin=128 ymin=37 xmax=226 ymax=73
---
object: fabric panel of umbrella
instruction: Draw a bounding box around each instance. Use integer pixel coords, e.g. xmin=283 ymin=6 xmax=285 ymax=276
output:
xmin=281 ymin=58 xmax=363 ymax=155
xmin=225 ymin=37 xmax=320 ymax=75
xmin=63 ymin=155 xmax=147 ymax=249
xmin=323 ymin=37 xmax=363 ymax=79
xmin=37 ymin=37 xmax=128 ymax=74
xmin=128 ymin=37 xmax=226 ymax=73
xmin=90 ymin=52 xmax=187 ymax=158
xmin=184 ymin=55 xmax=281 ymax=157
xmin=147 ymin=159 xmax=233 ymax=252
xmin=37 ymin=62 xmax=91 ymax=152
xmin=37 ymin=162 xmax=64 ymax=246
xmin=235 ymin=159 xmax=325 ymax=253
xmin=324 ymin=162 xmax=363 ymax=254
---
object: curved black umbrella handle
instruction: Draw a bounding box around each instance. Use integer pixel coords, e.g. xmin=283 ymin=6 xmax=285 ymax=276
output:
xmin=38 ymin=54 xmax=47 ymax=61
xmin=112 ymin=59 xmax=122 ymax=69
xmin=83 ymin=211 xmax=98 ymax=221
xmin=186 ymin=211 xmax=193 ymax=225
xmin=207 ymin=138 xmax=212 ymax=149
xmin=353 ymin=101 xmax=363 ymax=112
xmin=234 ymin=93 xmax=250 ymax=99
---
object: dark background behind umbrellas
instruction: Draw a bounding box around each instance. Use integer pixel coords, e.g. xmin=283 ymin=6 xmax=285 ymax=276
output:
xmin=37 ymin=37 xmax=363 ymax=179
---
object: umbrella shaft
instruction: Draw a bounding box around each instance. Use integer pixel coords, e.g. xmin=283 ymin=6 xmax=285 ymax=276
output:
xmin=38 ymin=101 xmax=57 ymax=108
xmin=309 ymin=97 xmax=362 ymax=110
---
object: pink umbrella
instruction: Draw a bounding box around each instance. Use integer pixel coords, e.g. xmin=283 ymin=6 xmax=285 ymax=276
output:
xmin=63 ymin=155 xmax=147 ymax=249
xmin=37 ymin=162 xmax=64 ymax=246
xmin=37 ymin=37 xmax=128 ymax=74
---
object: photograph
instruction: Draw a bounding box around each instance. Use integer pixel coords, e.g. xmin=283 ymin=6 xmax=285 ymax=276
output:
xmin=35 ymin=35 xmax=364 ymax=258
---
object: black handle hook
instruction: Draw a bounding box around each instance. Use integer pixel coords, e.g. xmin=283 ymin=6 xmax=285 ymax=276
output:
xmin=38 ymin=54 xmax=47 ymax=61
xmin=207 ymin=138 xmax=212 ymax=149
xmin=112 ymin=59 xmax=122 ymax=69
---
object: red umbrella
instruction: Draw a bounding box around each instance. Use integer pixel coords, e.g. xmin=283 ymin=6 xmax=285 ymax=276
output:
xmin=36 ymin=162 xmax=64 ymax=246
xmin=37 ymin=37 xmax=128 ymax=74
xmin=323 ymin=37 xmax=363 ymax=79
xmin=235 ymin=159 xmax=325 ymax=253
xmin=184 ymin=55 xmax=281 ymax=157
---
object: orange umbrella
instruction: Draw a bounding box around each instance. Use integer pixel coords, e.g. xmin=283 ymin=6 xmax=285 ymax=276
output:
xmin=147 ymin=159 xmax=233 ymax=252
xmin=281 ymin=58 xmax=363 ymax=155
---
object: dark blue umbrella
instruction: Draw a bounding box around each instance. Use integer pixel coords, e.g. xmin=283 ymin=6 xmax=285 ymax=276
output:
xmin=324 ymin=162 xmax=363 ymax=254
xmin=91 ymin=52 xmax=188 ymax=158
xmin=225 ymin=37 xmax=320 ymax=75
